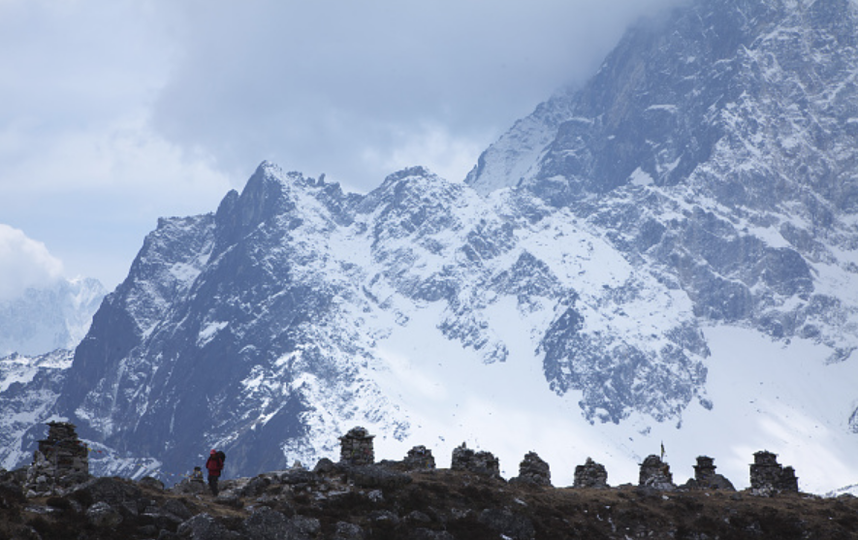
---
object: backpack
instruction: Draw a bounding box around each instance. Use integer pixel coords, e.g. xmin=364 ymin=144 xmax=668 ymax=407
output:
xmin=216 ymin=450 xmax=226 ymax=463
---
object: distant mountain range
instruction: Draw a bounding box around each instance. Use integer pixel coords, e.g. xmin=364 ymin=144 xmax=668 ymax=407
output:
xmin=2 ymin=0 xmax=858 ymax=493
xmin=0 ymin=277 xmax=105 ymax=357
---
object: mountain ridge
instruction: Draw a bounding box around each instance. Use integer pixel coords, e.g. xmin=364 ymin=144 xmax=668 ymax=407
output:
xmin=2 ymin=0 xmax=858 ymax=493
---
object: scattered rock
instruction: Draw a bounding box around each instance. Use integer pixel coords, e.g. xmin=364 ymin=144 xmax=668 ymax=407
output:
xmin=333 ymin=521 xmax=365 ymax=540
xmin=241 ymin=506 xmax=291 ymax=540
xmin=139 ymin=476 xmax=165 ymax=491
xmin=347 ymin=465 xmax=412 ymax=489
xmin=177 ymin=512 xmax=241 ymax=540
xmin=85 ymin=501 xmax=122 ymax=528
xmin=478 ymin=508 xmax=536 ymax=540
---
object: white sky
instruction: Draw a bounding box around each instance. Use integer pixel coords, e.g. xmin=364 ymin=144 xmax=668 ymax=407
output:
xmin=0 ymin=0 xmax=682 ymax=292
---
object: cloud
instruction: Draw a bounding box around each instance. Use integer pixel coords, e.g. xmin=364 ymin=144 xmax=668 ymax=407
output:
xmin=152 ymin=0 xmax=685 ymax=192
xmin=0 ymin=0 xmax=685 ymax=289
xmin=0 ymin=0 xmax=232 ymax=288
xmin=0 ymin=224 xmax=64 ymax=301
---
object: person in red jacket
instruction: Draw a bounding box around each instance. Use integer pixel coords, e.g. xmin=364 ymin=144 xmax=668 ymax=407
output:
xmin=205 ymin=449 xmax=224 ymax=496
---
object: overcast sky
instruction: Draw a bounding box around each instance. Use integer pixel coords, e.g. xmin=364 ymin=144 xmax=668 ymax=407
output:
xmin=0 ymin=0 xmax=682 ymax=296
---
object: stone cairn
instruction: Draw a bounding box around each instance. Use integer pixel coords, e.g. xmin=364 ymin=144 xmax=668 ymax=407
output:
xmin=573 ymin=457 xmax=609 ymax=489
xmin=750 ymin=451 xmax=798 ymax=494
xmin=685 ymin=455 xmax=735 ymax=491
xmin=509 ymin=451 xmax=551 ymax=486
xmin=402 ymin=445 xmax=436 ymax=470
xmin=451 ymin=443 xmax=500 ymax=478
xmin=638 ymin=454 xmax=675 ymax=491
xmin=339 ymin=426 xmax=375 ymax=466
xmin=25 ymin=421 xmax=89 ymax=497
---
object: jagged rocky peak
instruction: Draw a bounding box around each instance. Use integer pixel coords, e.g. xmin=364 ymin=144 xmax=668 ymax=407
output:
xmin=469 ymin=0 xmax=858 ymax=204
xmin=214 ymin=162 xmax=299 ymax=247
xmin=6 ymin=0 xmax=858 ymax=491
xmin=465 ymin=0 xmax=858 ymax=360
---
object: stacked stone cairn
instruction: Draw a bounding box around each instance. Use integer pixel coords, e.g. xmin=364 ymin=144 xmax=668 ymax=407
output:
xmin=638 ymin=454 xmax=675 ymax=491
xmin=684 ymin=456 xmax=735 ymax=491
xmin=339 ymin=426 xmax=375 ymax=466
xmin=750 ymin=451 xmax=798 ymax=494
xmin=451 ymin=443 xmax=500 ymax=478
xmin=573 ymin=457 xmax=609 ymax=489
xmin=402 ymin=445 xmax=436 ymax=470
xmin=509 ymin=451 xmax=551 ymax=486
xmin=24 ymin=421 xmax=90 ymax=497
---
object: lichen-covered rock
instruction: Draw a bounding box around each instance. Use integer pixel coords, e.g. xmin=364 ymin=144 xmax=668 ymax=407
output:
xmin=478 ymin=508 xmax=536 ymax=540
xmin=242 ymin=506 xmax=291 ymax=540
xmin=177 ymin=513 xmax=242 ymax=540
xmin=138 ymin=476 xmax=164 ymax=491
xmin=333 ymin=521 xmax=365 ymax=540
xmin=348 ymin=465 xmax=412 ymax=489
xmin=86 ymin=501 xmax=122 ymax=528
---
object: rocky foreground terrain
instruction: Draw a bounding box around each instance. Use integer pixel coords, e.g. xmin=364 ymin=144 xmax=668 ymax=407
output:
xmin=2 ymin=459 xmax=858 ymax=540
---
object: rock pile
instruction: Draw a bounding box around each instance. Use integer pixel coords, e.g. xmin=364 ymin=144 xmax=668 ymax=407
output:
xmin=638 ymin=455 xmax=675 ymax=491
xmin=750 ymin=451 xmax=798 ymax=494
xmin=339 ymin=426 xmax=375 ymax=466
xmin=573 ymin=457 xmax=609 ymax=488
xmin=510 ymin=451 xmax=551 ymax=486
xmin=402 ymin=445 xmax=436 ymax=470
xmin=684 ymin=456 xmax=735 ymax=491
xmin=24 ymin=421 xmax=89 ymax=497
xmin=451 ymin=443 xmax=500 ymax=478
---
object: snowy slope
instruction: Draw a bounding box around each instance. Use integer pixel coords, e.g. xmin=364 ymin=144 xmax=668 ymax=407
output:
xmin=0 ymin=350 xmax=72 ymax=469
xmin=370 ymin=317 xmax=858 ymax=494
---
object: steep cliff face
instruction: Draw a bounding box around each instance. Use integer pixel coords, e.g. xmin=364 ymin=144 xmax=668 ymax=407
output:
xmin=467 ymin=0 xmax=858 ymax=362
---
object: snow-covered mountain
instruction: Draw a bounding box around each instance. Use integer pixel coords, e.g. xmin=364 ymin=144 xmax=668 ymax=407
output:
xmin=0 ymin=277 xmax=106 ymax=357
xmin=4 ymin=0 xmax=858 ymax=493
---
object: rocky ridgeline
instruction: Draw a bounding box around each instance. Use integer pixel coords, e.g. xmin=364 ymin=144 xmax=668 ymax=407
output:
xmin=2 ymin=425 xmax=849 ymax=540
